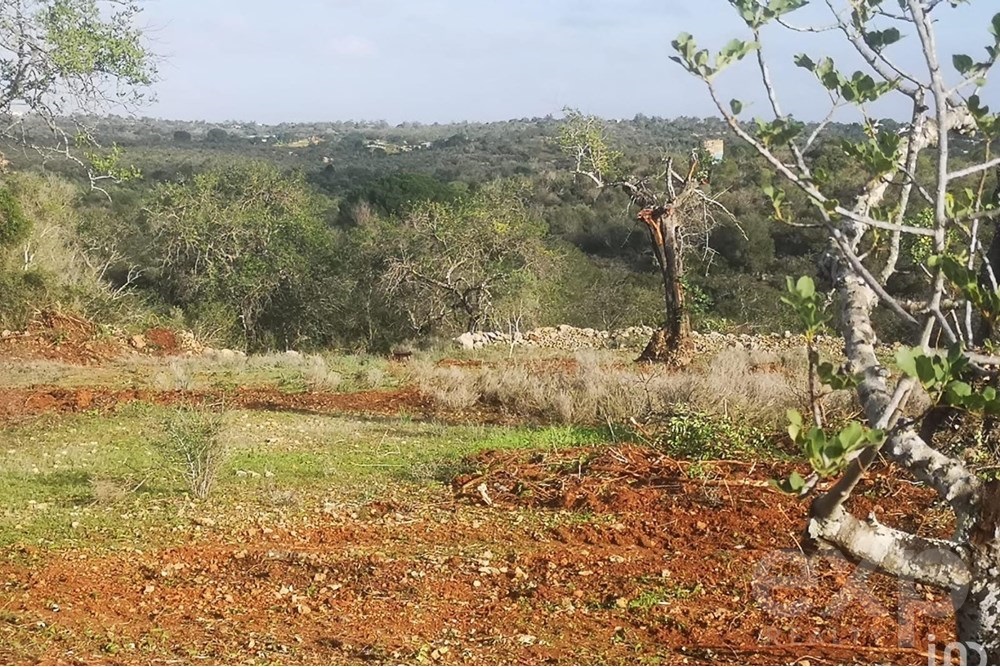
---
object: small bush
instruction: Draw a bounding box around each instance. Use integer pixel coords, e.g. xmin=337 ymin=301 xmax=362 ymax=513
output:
xmin=0 ymin=269 xmax=52 ymax=329
xmin=414 ymin=363 xmax=480 ymax=410
xmin=301 ymin=354 xmax=343 ymax=391
xmin=0 ymin=185 xmax=30 ymax=250
xmin=157 ymin=407 xmax=227 ymax=499
xmin=636 ymin=407 xmax=775 ymax=460
xmin=155 ymin=359 xmax=195 ymax=391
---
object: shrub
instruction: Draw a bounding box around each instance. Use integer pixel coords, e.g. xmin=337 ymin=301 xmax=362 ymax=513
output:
xmin=301 ymin=354 xmax=343 ymax=392
xmin=635 ymin=407 xmax=775 ymax=460
xmin=0 ymin=269 xmax=51 ymax=329
xmin=157 ymin=407 xmax=227 ymax=500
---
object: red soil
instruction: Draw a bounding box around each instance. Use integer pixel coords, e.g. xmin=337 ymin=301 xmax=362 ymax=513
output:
xmin=0 ymin=446 xmax=957 ymax=665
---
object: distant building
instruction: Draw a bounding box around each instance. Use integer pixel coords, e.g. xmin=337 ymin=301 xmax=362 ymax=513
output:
xmin=702 ymin=139 xmax=725 ymax=163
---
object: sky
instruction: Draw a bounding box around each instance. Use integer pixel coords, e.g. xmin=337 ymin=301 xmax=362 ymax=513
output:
xmin=136 ymin=0 xmax=1000 ymax=124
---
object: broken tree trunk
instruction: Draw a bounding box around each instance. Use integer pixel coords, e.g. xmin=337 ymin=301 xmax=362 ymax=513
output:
xmin=636 ymin=206 xmax=693 ymax=365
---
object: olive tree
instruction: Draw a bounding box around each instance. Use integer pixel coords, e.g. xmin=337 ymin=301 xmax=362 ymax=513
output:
xmin=559 ymin=110 xmax=734 ymax=364
xmin=673 ymin=0 xmax=1000 ymax=658
xmin=0 ymin=0 xmax=154 ymax=190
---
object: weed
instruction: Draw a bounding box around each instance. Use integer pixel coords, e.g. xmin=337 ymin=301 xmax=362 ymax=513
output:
xmin=628 ymin=583 xmax=704 ymax=610
xmin=156 ymin=407 xmax=227 ymax=499
xmin=685 ymin=460 xmax=715 ymax=480
xmin=88 ymin=476 xmax=130 ymax=505
xmin=638 ymin=407 xmax=777 ymax=460
xmin=301 ymin=355 xmax=342 ymax=392
xmin=165 ymin=359 xmax=194 ymax=391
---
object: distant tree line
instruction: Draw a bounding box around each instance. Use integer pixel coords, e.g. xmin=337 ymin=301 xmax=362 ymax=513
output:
xmin=0 ymin=113 xmax=989 ymax=350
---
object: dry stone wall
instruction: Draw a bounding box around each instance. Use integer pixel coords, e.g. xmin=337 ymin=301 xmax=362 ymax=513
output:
xmin=454 ymin=325 xmax=846 ymax=356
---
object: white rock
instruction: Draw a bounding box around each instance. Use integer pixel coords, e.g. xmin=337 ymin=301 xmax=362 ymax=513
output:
xmin=456 ymin=332 xmax=476 ymax=350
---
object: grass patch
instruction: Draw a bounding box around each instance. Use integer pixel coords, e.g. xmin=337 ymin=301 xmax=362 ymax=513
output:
xmin=634 ymin=407 xmax=783 ymax=461
xmin=0 ymin=404 xmax=608 ymax=550
xmin=628 ymin=583 xmax=704 ymax=610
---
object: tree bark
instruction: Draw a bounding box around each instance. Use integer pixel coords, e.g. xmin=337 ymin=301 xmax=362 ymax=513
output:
xmin=956 ymin=551 xmax=1000 ymax=665
xmin=636 ymin=206 xmax=693 ymax=365
xmin=973 ymin=168 xmax=1000 ymax=346
xmin=954 ymin=481 xmax=1000 ymax=664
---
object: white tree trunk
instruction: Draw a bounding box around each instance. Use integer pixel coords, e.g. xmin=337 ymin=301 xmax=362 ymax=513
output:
xmin=956 ymin=560 xmax=1000 ymax=665
xmin=807 ymin=505 xmax=969 ymax=589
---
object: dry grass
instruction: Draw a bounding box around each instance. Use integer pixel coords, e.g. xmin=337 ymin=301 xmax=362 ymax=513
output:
xmin=299 ymin=355 xmax=343 ymax=392
xmin=89 ymin=477 xmax=131 ymax=505
xmin=413 ymin=347 xmax=857 ymax=428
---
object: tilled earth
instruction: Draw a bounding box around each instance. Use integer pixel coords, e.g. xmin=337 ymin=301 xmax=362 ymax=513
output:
xmin=0 ymin=440 xmax=957 ymax=665
xmin=0 ymin=385 xmax=440 ymax=425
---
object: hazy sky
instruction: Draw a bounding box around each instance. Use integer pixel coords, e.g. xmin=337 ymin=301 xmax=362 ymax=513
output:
xmin=137 ymin=0 xmax=999 ymax=124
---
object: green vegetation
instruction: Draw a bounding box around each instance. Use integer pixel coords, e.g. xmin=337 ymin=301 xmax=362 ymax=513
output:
xmin=642 ymin=408 xmax=775 ymax=461
xmin=0 ymin=402 xmax=606 ymax=549
xmin=156 ymin=407 xmax=227 ymax=499
xmin=0 ymin=110 xmax=922 ymax=349
xmin=627 ymin=583 xmax=704 ymax=610
xmin=139 ymin=161 xmax=332 ymax=348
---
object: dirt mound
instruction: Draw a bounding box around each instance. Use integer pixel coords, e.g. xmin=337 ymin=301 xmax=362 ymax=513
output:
xmin=143 ymin=327 xmax=179 ymax=353
xmin=0 ymin=310 xmax=125 ymax=364
xmin=453 ymin=445 xmax=949 ymax=538
xmin=0 ymin=310 xmax=212 ymax=364
xmin=453 ymin=446 xmax=765 ymax=513
xmin=0 ymin=311 xmax=203 ymax=364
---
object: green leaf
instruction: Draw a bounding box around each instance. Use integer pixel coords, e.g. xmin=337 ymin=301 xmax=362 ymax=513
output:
xmin=788 ymin=471 xmax=805 ymax=490
xmin=766 ymin=0 xmax=807 ymax=19
xmin=839 ymin=422 xmax=865 ymax=450
xmin=770 ymin=471 xmax=806 ymax=494
xmin=969 ymin=95 xmax=990 ymax=117
xmin=953 ymin=54 xmax=974 ymax=74
xmin=796 ymin=276 xmax=815 ymax=298
xmin=863 ymin=27 xmax=901 ymax=51
xmin=818 ymin=361 xmax=860 ymax=390
xmin=730 ymin=99 xmax=744 ymax=115
xmin=915 ymin=355 xmax=938 ymax=386
xmin=794 ymin=54 xmax=816 ymax=71
xmin=787 ymin=409 xmax=803 ymax=441
xmin=946 ymin=381 xmax=973 ymax=402
xmin=895 ymin=347 xmax=919 ymax=379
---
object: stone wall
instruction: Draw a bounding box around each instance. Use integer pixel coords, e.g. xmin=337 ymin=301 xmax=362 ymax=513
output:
xmin=454 ymin=325 xmax=845 ymax=355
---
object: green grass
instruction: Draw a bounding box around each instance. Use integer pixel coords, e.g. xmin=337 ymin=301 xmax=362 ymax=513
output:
xmin=627 ymin=583 xmax=704 ymax=610
xmin=0 ymin=402 xmax=609 ymax=550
